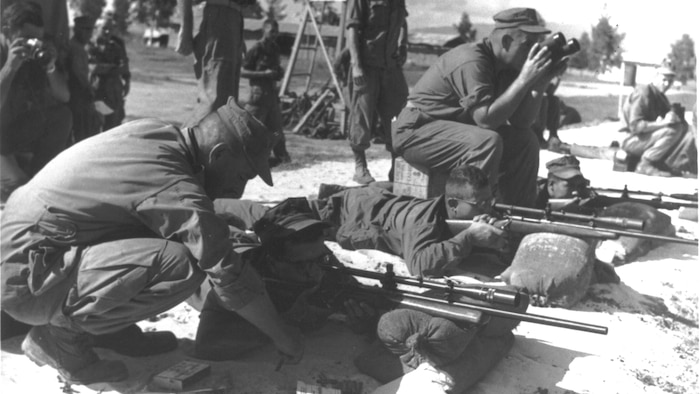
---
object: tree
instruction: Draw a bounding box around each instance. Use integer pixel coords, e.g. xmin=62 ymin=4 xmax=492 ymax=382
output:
xmin=588 ymin=16 xmax=625 ymax=73
xmin=453 ymin=12 xmax=476 ymax=43
xmin=568 ymin=32 xmax=591 ymax=70
xmin=668 ymin=34 xmax=695 ymax=83
xmin=68 ymin=0 xmax=106 ymax=21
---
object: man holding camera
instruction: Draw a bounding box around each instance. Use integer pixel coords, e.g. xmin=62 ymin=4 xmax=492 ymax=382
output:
xmin=0 ymin=1 xmax=72 ymax=202
xmin=391 ymin=8 xmax=568 ymax=208
xmin=619 ymin=67 xmax=688 ymax=177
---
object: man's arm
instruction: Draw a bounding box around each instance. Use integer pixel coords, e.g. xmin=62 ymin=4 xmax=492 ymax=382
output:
xmin=240 ymin=44 xmax=279 ymax=79
xmin=0 ymin=38 xmax=26 ymax=107
xmin=45 ymin=40 xmax=70 ymax=103
xmin=470 ymin=44 xmax=553 ymax=130
xmin=347 ymin=26 xmax=364 ymax=88
xmin=626 ymin=88 xmax=680 ymax=134
xmin=176 ymin=0 xmax=194 ymax=56
xmin=345 ymin=0 xmax=365 ymax=88
xmin=402 ymin=220 xmax=506 ymax=277
xmin=68 ymin=42 xmax=93 ymax=95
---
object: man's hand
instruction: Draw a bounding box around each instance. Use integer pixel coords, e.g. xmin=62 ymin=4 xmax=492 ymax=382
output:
xmin=274 ymin=324 xmax=305 ymax=365
xmin=4 ymin=38 xmax=30 ymax=72
xmin=351 ymin=63 xmax=365 ymax=90
xmin=518 ymin=43 xmax=553 ymax=89
xmin=123 ymin=79 xmax=130 ymax=97
xmin=393 ymin=45 xmax=407 ymax=67
xmin=176 ymin=30 xmax=193 ymax=56
xmin=460 ymin=220 xmax=507 ymax=251
xmin=663 ymin=110 xmax=681 ymax=125
xmin=343 ymin=298 xmax=377 ymax=335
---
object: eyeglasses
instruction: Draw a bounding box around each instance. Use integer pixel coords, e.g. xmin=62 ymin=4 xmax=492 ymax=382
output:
xmin=447 ymin=197 xmax=495 ymax=212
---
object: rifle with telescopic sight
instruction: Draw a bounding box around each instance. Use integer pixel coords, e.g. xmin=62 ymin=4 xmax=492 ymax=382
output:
xmin=276 ymin=262 xmax=608 ymax=335
xmin=445 ymin=203 xmax=698 ymax=245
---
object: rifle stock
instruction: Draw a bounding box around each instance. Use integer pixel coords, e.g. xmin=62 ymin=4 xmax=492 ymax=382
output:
xmin=445 ymin=218 xmax=620 ymax=240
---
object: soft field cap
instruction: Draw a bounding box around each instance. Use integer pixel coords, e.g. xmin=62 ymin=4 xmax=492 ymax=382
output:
xmin=216 ymin=97 xmax=274 ymax=186
xmin=546 ymin=155 xmax=583 ymax=179
xmin=493 ymin=8 xmax=551 ymax=34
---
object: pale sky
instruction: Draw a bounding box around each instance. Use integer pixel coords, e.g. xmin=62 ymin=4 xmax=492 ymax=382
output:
xmin=406 ymin=0 xmax=698 ymax=64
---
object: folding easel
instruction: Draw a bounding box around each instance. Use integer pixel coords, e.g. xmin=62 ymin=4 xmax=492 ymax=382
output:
xmin=278 ymin=0 xmax=347 ymax=135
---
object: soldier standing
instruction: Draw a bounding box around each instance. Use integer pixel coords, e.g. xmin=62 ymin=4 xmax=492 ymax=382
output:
xmin=345 ymin=0 xmax=409 ymax=184
xmin=89 ymin=13 xmax=130 ymax=131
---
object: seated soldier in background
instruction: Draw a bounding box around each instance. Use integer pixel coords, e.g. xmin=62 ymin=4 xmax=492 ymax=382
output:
xmin=196 ymin=198 xmax=527 ymax=394
xmin=619 ymin=67 xmax=688 ymax=177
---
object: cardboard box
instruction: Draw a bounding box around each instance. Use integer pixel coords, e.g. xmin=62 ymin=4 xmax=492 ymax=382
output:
xmin=151 ymin=360 xmax=211 ymax=391
xmin=393 ymin=157 xmax=447 ymax=199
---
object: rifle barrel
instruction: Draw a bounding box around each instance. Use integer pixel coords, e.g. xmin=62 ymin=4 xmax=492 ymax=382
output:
xmin=379 ymin=287 xmax=608 ymax=335
xmin=321 ymin=263 xmax=521 ymax=307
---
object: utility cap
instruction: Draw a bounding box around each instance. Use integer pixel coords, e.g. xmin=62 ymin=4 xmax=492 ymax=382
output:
xmin=216 ymin=97 xmax=274 ymax=186
xmin=493 ymin=8 xmax=551 ymax=34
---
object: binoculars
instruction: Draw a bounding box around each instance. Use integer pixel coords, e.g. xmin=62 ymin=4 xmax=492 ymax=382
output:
xmin=24 ymin=38 xmax=51 ymax=65
xmin=541 ymin=33 xmax=580 ymax=62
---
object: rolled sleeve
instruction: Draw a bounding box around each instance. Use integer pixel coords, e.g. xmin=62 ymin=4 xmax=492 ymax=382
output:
xmin=136 ymin=184 xmax=266 ymax=310
xmin=453 ymin=61 xmax=494 ymax=116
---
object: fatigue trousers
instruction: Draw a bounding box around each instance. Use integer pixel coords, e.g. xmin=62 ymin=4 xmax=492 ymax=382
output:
xmin=185 ymin=4 xmax=243 ymax=126
xmin=621 ymin=123 xmax=686 ymax=162
xmin=392 ymin=107 xmax=539 ymax=207
xmin=2 ymin=239 xmax=205 ymax=335
xmin=348 ymin=65 xmax=408 ymax=152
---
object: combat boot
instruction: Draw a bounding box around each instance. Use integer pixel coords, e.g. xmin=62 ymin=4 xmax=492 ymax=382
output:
xmin=352 ymin=149 xmax=375 ymax=185
xmin=90 ymin=324 xmax=178 ymax=357
xmin=22 ymin=325 xmax=128 ymax=385
xmin=635 ymin=159 xmax=672 ymax=177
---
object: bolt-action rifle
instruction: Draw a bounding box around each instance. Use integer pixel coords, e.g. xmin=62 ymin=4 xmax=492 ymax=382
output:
xmin=279 ymin=263 xmax=608 ymax=335
xmin=445 ymin=203 xmax=698 ymax=245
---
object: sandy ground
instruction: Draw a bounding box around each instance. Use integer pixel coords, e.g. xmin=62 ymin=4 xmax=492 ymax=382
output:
xmin=1 ymin=61 xmax=698 ymax=393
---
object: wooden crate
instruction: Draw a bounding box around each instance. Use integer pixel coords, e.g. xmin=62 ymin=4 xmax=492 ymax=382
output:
xmin=393 ymin=157 xmax=447 ymax=198
xmin=151 ymin=360 xmax=211 ymax=391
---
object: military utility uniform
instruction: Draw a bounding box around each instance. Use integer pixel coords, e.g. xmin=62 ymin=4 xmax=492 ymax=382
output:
xmin=89 ymin=33 xmax=130 ymax=130
xmin=1 ymin=119 xmax=265 ymax=335
xmin=186 ymin=0 xmax=255 ymax=125
xmin=311 ymin=187 xmax=506 ymax=277
xmin=346 ymin=0 xmax=409 ymax=183
xmin=68 ymin=31 xmax=101 ymax=142
xmin=243 ymin=36 xmax=289 ymax=162
xmin=620 ymin=83 xmax=687 ymax=170
xmin=391 ymin=39 xmax=540 ymax=207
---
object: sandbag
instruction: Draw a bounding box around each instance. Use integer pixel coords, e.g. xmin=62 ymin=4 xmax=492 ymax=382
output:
xmin=356 ymin=328 xmax=514 ymax=393
xmin=595 ymin=202 xmax=675 ymax=265
xmin=376 ymin=309 xmax=477 ymax=369
xmin=500 ymin=233 xmax=595 ymax=308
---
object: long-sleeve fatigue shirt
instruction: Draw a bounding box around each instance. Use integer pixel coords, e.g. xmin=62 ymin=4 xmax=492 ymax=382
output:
xmin=621 ymin=83 xmax=671 ymax=134
xmin=0 ymin=119 xmax=263 ymax=322
xmin=315 ymin=188 xmax=472 ymax=276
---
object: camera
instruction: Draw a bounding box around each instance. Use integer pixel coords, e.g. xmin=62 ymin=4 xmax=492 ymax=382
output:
xmin=540 ymin=33 xmax=580 ymax=63
xmin=24 ymin=38 xmax=51 ymax=65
